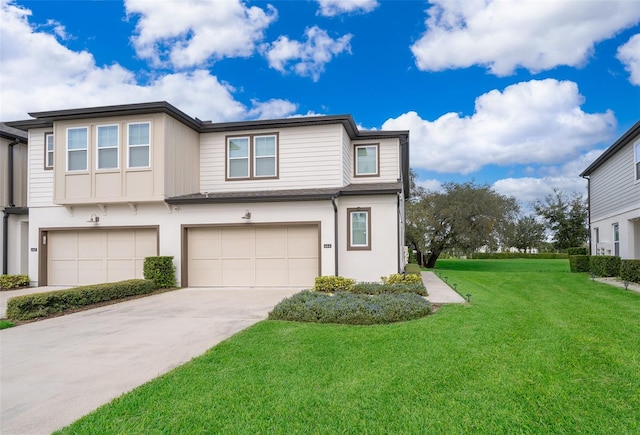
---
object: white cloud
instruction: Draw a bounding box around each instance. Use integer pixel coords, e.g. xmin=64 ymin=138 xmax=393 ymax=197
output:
xmin=316 ymin=0 xmax=379 ymax=17
xmin=263 ymin=26 xmax=352 ymax=81
xmin=382 ymin=79 xmax=616 ymax=174
xmin=411 ymin=0 xmax=640 ymax=76
xmin=0 ymin=2 xmax=296 ymax=122
xmin=247 ymin=99 xmax=298 ymax=120
xmin=617 ymin=33 xmax=640 ymax=85
xmin=125 ymin=0 xmax=277 ymax=68
xmin=417 ymin=178 xmax=443 ymax=193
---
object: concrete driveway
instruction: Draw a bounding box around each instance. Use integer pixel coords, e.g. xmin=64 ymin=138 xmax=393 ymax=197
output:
xmin=0 ymin=287 xmax=301 ymax=435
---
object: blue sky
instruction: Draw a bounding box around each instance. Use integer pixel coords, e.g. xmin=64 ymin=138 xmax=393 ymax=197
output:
xmin=1 ymin=0 xmax=639 ymax=209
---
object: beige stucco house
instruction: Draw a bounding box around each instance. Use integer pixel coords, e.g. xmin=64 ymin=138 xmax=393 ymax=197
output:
xmin=581 ymin=120 xmax=640 ymax=259
xmin=6 ymin=102 xmax=410 ymax=287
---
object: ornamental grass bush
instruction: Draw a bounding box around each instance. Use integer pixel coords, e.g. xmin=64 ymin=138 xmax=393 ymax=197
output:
xmin=6 ymin=279 xmax=158 ymax=321
xmin=268 ymin=290 xmax=431 ymax=325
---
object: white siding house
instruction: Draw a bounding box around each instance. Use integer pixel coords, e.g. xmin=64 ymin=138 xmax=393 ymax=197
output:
xmin=581 ymin=120 xmax=640 ymax=259
xmin=6 ymin=102 xmax=410 ymax=287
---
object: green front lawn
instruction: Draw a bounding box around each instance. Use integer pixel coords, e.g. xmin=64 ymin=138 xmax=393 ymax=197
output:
xmin=58 ymin=259 xmax=640 ymax=434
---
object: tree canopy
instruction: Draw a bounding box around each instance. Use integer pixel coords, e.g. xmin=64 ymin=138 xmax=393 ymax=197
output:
xmin=533 ymin=189 xmax=588 ymax=250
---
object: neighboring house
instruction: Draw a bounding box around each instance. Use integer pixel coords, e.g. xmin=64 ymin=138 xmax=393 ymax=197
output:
xmin=6 ymin=102 xmax=410 ymax=287
xmin=1 ymin=123 xmax=29 ymax=276
xmin=580 ymin=120 xmax=640 ymax=259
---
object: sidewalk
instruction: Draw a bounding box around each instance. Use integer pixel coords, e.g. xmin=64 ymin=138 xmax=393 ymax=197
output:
xmin=421 ymin=271 xmax=466 ymax=303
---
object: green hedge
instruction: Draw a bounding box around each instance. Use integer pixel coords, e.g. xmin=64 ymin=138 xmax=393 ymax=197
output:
xmin=143 ymin=256 xmax=176 ymax=288
xmin=569 ymin=255 xmax=590 ymax=273
xmin=0 ymin=274 xmax=30 ymax=290
xmin=620 ymin=260 xmax=640 ymax=284
xmin=404 ymin=263 xmax=422 ymax=275
xmin=350 ymin=282 xmax=427 ymax=296
xmin=268 ymin=290 xmax=431 ymax=325
xmin=471 ymin=253 xmax=568 ymax=259
xmin=567 ymin=247 xmax=588 ymax=255
xmin=6 ymin=279 xmax=158 ymax=321
xmin=590 ymin=256 xmax=621 ymax=278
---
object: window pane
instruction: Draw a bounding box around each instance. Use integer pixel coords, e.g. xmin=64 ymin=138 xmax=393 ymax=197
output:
xmin=357 ymin=146 xmax=377 ymax=174
xmin=98 ymin=148 xmax=118 ymax=169
xmin=129 ymin=123 xmax=149 ymax=145
xmin=351 ymin=212 xmax=368 ymax=245
xmin=68 ymin=150 xmax=87 ymax=171
xmin=129 ymin=146 xmax=149 ymax=167
xmin=229 ymin=138 xmax=249 ymax=158
xmin=229 ymin=158 xmax=249 ymax=177
xmin=255 ymin=136 xmax=275 ymax=156
xmin=255 ymin=157 xmax=275 ymax=177
xmin=68 ymin=128 xmax=87 ymax=150
xmin=98 ymin=126 xmax=118 ymax=148
xmin=46 ymin=134 xmax=54 ymax=151
xmin=47 ymin=151 xmax=54 ymax=168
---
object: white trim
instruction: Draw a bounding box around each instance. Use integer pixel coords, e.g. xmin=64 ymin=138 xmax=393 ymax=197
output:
xmin=66 ymin=126 xmax=88 ymax=172
xmin=253 ymin=134 xmax=277 ymax=178
xmin=45 ymin=132 xmax=54 ymax=169
xmin=227 ymin=136 xmax=250 ymax=179
xmin=96 ymin=124 xmax=119 ymax=170
xmin=127 ymin=121 xmax=151 ymax=169
xmin=355 ymin=144 xmax=378 ymax=176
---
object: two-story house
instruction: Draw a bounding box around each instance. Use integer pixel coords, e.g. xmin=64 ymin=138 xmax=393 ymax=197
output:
xmin=1 ymin=123 xmax=29 ymax=276
xmin=6 ymin=102 xmax=410 ymax=287
xmin=580 ymin=120 xmax=640 ymax=259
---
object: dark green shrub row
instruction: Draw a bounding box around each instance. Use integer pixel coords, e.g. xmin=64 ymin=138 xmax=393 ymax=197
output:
xmin=471 ymin=252 xmax=568 ymax=259
xmin=143 ymin=256 xmax=176 ymax=288
xmin=569 ymin=255 xmax=590 ymax=273
xmin=590 ymin=256 xmax=621 ymax=278
xmin=404 ymin=263 xmax=422 ymax=275
xmin=6 ymin=279 xmax=158 ymax=321
xmin=621 ymin=260 xmax=640 ymax=284
xmin=268 ymin=290 xmax=431 ymax=325
xmin=350 ymin=282 xmax=427 ymax=296
xmin=0 ymin=274 xmax=30 ymax=290
xmin=314 ymin=276 xmax=356 ymax=292
xmin=567 ymin=247 xmax=588 ymax=255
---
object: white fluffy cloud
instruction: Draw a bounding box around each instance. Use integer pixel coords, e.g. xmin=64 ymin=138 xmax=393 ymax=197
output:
xmin=411 ymin=0 xmax=640 ymax=76
xmin=617 ymin=33 xmax=640 ymax=85
xmin=263 ymin=26 xmax=352 ymax=81
xmin=382 ymin=79 xmax=616 ymax=174
xmin=0 ymin=1 xmax=296 ymax=121
xmin=247 ymin=99 xmax=299 ymax=120
xmin=125 ymin=0 xmax=276 ymax=68
xmin=316 ymin=0 xmax=379 ymax=17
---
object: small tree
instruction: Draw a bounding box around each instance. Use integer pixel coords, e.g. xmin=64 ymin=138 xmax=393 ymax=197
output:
xmin=534 ymin=189 xmax=588 ymax=251
xmin=503 ymin=215 xmax=546 ymax=253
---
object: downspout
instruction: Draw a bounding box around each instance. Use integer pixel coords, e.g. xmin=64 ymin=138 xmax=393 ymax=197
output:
xmin=3 ymin=140 xmax=20 ymax=274
xmin=582 ymin=175 xmax=591 ymax=254
xmin=331 ymin=192 xmax=340 ymax=276
xmin=397 ymin=193 xmax=401 ymax=273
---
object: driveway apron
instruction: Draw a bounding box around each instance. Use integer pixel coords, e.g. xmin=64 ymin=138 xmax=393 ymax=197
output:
xmin=0 ymin=287 xmax=301 ymax=435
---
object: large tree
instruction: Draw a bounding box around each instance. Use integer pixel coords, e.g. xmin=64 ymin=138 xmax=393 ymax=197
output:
xmin=406 ymin=180 xmax=519 ymax=268
xmin=533 ymin=188 xmax=588 ymax=250
xmin=503 ymin=215 xmax=546 ymax=253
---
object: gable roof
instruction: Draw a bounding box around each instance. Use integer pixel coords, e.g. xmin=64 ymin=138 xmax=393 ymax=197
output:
xmin=581 ymin=120 xmax=640 ymax=177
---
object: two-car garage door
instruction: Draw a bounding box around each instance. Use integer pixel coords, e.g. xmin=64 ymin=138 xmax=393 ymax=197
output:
xmin=46 ymin=228 xmax=158 ymax=286
xmin=187 ymin=224 xmax=319 ymax=287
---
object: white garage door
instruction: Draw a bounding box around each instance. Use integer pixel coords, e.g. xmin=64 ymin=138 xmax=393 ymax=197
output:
xmin=47 ymin=229 xmax=158 ymax=286
xmin=188 ymin=225 xmax=319 ymax=287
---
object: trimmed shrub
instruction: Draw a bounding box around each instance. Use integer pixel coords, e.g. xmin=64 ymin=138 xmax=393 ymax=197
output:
xmin=6 ymin=279 xmax=158 ymax=321
xmin=0 ymin=274 xmax=30 ymax=290
xmin=381 ymin=273 xmax=423 ymax=285
xmin=268 ymin=290 xmax=431 ymax=325
xmin=567 ymin=247 xmax=588 ymax=256
xmin=590 ymin=255 xmax=621 ymax=278
xmin=314 ymin=276 xmax=355 ymax=292
xmin=621 ymin=260 xmax=640 ymax=284
xmin=569 ymin=255 xmax=590 ymax=273
xmin=350 ymin=282 xmax=427 ymax=296
xmin=143 ymin=256 xmax=176 ymax=288
xmin=471 ymin=252 xmax=568 ymax=259
xmin=404 ymin=263 xmax=422 ymax=275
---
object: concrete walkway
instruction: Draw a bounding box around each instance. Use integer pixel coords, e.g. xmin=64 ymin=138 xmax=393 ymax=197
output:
xmin=0 ymin=286 xmax=301 ymax=435
xmin=421 ymin=271 xmax=466 ymax=303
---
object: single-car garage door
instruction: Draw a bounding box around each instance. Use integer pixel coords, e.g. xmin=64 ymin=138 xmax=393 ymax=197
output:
xmin=47 ymin=228 xmax=158 ymax=286
xmin=187 ymin=224 xmax=319 ymax=287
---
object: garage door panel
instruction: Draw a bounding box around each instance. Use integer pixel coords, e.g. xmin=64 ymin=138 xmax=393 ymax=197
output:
xmin=255 ymin=258 xmax=287 ymax=285
xmin=48 ymin=260 xmax=77 ymax=285
xmin=222 ymin=228 xmax=251 ymax=257
xmin=288 ymin=258 xmax=318 ymax=286
xmin=77 ymin=232 xmax=106 ymax=258
xmin=48 ymin=233 xmax=77 ymax=259
xmin=107 ymin=259 xmax=136 ymax=282
xmin=107 ymin=231 xmax=135 ymax=257
xmin=134 ymin=230 xmax=158 ymax=258
xmin=189 ymin=259 xmax=222 ymax=286
xmin=288 ymin=231 xmax=318 ymax=257
xmin=77 ymin=259 xmax=106 ymax=285
xmin=222 ymin=259 xmax=252 ymax=286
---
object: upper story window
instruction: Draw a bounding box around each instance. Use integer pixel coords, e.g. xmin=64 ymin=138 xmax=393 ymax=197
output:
xmin=354 ymin=144 xmax=379 ymax=177
xmin=226 ymin=134 xmax=278 ymax=180
xmin=635 ymin=142 xmax=639 ymax=181
xmin=97 ymin=125 xmax=119 ymax=170
xmin=67 ymin=127 xmax=88 ymax=172
xmin=347 ymin=208 xmax=371 ymax=251
xmin=128 ymin=122 xmax=150 ymax=168
xmin=44 ymin=132 xmax=54 ymax=170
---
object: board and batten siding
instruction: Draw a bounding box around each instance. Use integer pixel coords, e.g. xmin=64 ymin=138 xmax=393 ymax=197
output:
xmin=349 ymin=138 xmax=400 ymax=184
xmin=163 ymin=116 xmax=200 ymax=198
xmin=1 ymin=136 xmax=28 ymax=208
xmin=342 ymin=128 xmax=352 ymax=186
xmin=28 ymin=128 xmax=55 ymax=207
xmin=589 ymin=140 xmax=640 ymax=221
xmin=199 ymin=124 xmax=344 ymax=192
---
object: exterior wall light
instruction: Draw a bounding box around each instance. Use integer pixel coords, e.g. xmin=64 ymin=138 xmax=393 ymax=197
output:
xmin=87 ymin=214 xmax=100 ymax=224
xmin=241 ymin=210 xmax=251 ymax=220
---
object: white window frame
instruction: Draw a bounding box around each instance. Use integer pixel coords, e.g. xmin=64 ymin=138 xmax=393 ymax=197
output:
xmin=253 ymin=135 xmax=277 ymax=178
xmin=66 ymin=127 xmax=88 ymax=172
xmin=613 ymin=223 xmax=620 ymax=257
xmin=354 ymin=144 xmax=379 ymax=177
xmin=96 ymin=124 xmax=119 ymax=170
xmin=45 ymin=132 xmax=54 ymax=170
xmin=226 ymin=133 xmax=278 ymax=180
xmin=227 ymin=136 xmax=250 ymax=179
xmin=127 ymin=122 xmax=151 ymax=169
xmin=348 ymin=208 xmax=371 ymax=251
xmin=634 ymin=142 xmax=640 ymax=182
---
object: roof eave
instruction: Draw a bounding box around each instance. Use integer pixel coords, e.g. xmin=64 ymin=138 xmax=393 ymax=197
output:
xmin=580 ymin=120 xmax=640 ymax=177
